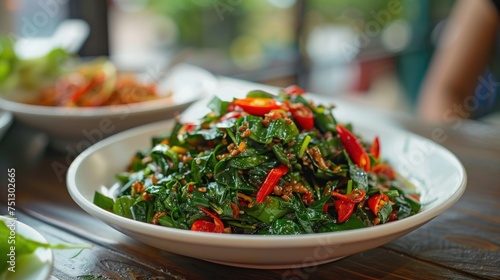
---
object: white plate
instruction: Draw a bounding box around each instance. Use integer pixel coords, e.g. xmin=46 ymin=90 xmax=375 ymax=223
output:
xmin=0 ymin=217 xmax=53 ymax=280
xmin=66 ymin=101 xmax=467 ymax=269
xmin=0 ymin=64 xmax=217 ymax=152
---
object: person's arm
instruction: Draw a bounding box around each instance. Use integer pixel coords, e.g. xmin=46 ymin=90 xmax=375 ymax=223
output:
xmin=417 ymin=0 xmax=500 ymax=122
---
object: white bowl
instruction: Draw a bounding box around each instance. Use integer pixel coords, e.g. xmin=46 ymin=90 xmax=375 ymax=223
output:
xmin=66 ymin=109 xmax=467 ymax=269
xmin=0 ymin=217 xmax=53 ymax=280
xmin=0 ymin=64 xmax=217 ymax=152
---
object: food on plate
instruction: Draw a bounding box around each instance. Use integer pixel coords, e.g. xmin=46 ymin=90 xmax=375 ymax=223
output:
xmin=29 ymin=59 xmax=170 ymax=107
xmin=94 ymin=86 xmax=421 ymax=234
xmin=0 ymin=37 xmax=171 ymax=107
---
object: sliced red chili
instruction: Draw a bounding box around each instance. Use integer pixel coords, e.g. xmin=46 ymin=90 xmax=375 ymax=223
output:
xmin=407 ymin=193 xmax=420 ymax=202
xmin=195 ymin=205 xmax=224 ymax=233
xmin=284 ymin=85 xmax=306 ymax=95
xmin=331 ymin=188 xmax=365 ymax=223
xmin=255 ymin=164 xmax=289 ymax=204
xmin=334 ymin=199 xmax=355 ymax=223
xmin=220 ymin=111 xmax=244 ymax=121
xmin=301 ymin=191 xmax=314 ymax=205
xmin=182 ymin=122 xmax=200 ymax=133
xmin=69 ymin=74 xmax=105 ymax=104
xmin=371 ymin=163 xmax=396 ymax=180
xmin=226 ymin=103 xmax=236 ymax=112
xmin=191 ymin=220 xmax=216 ymax=232
xmin=388 ymin=209 xmax=398 ymax=222
xmin=370 ymin=136 xmax=380 ymax=160
xmin=336 ymin=124 xmax=371 ymax=172
xmin=233 ymin=98 xmax=283 ymax=116
xmin=230 ymin=201 xmax=240 ymax=219
xmin=331 ymin=189 xmax=366 ymax=203
xmin=367 ymin=193 xmax=390 ymax=216
xmin=323 ymin=203 xmax=329 ymax=213
xmin=289 ymin=103 xmax=314 ymax=130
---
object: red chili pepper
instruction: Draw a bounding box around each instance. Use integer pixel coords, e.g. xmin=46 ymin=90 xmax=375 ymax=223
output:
xmin=331 ymin=189 xmax=365 ymax=223
xmin=371 ymin=163 xmax=396 ymax=180
xmin=331 ymin=189 xmax=366 ymax=203
xmin=70 ymin=74 xmax=105 ymax=104
xmin=301 ymin=191 xmax=314 ymax=205
xmin=226 ymin=103 xmax=236 ymax=112
xmin=220 ymin=111 xmax=244 ymax=121
xmin=388 ymin=209 xmax=398 ymax=222
xmin=255 ymin=164 xmax=289 ymax=204
xmin=334 ymin=199 xmax=355 ymax=223
xmin=182 ymin=122 xmax=199 ymax=133
xmin=233 ymin=98 xmax=284 ymax=116
xmin=284 ymin=85 xmax=306 ymax=95
xmin=230 ymin=201 xmax=240 ymax=219
xmin=289 ymin=103 xmax=314 ymax=130
xmin=192 ymin=206 xmax=225 ymax=233
xmin=370 ymin=136 xmax=380 ymax=160
xmin=367 ymin=193 xmax=390 ymax=216
xmin=336 ymin=124 xmax=371 ymax=172
xmin=323 ymin=203 xmax=329 ymax=213
xmin=407 ymin=194 xmax=420 ymax=202
xmin=191 ymin=220 xmax=216 ymax=232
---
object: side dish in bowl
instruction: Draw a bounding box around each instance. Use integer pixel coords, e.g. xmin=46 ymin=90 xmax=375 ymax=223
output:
xmin=0 ymin=62 xmax=216 ymax=152
xmin=67 ymin=86 xmax=466 ymax=268
xmin=27 ymin=59 xmax=170 ymax=108
xmin=93 ymin=86 xmax=422 ymax=234
xmin=0 ymin=39 xmax=217 ymax=151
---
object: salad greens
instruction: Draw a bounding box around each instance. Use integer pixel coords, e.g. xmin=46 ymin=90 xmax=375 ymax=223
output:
xmin=0 ymin=37 xmax=161 ymax=108
xmin=94 ymin=86 xmax=421 ymax=234
xmin=0 ymin=36 xmax=69 ymax=92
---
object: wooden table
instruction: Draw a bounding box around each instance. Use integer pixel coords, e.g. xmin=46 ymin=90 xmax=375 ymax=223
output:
xmin=1 ymin=78 xmax=499 ymax=280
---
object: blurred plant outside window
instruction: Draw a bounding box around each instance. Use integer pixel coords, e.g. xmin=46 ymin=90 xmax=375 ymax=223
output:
xmin=2 ymin=0 xmax=455 ymax=112
xmin=110 ymin=0 xmax=411 ymax=91
xmin=300 ymin=0 xmax=411 ymax=111
xmin=110 ymin=0 xmax=453 ymax=111
xmin=301 ymin=0 xmax=454 ymax=112
xmin=109 ymin=0 xmax=300 ymax=83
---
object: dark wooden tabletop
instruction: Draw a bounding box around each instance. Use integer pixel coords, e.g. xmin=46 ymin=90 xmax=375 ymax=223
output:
xmin=0 ymin=84 xmax=499 ymax=280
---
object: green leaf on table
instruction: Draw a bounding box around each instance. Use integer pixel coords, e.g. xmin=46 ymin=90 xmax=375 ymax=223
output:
xmin=0 ymin=219 xmax=92 ymax=273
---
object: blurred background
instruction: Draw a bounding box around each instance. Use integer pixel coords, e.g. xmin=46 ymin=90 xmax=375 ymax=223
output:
xmin=0 ymin=0 xmax=456 ymax=115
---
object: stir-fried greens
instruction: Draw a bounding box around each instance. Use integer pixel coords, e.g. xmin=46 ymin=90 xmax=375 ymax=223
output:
xmin=94 ymin=86 xmax=421 ymax=234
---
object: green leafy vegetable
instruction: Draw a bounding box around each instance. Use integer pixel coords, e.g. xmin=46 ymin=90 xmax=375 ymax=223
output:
xmin=93 ymin=88 xmax=421 ymax=234
xmin=93 ymin=192 xmax=114 ymax=211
